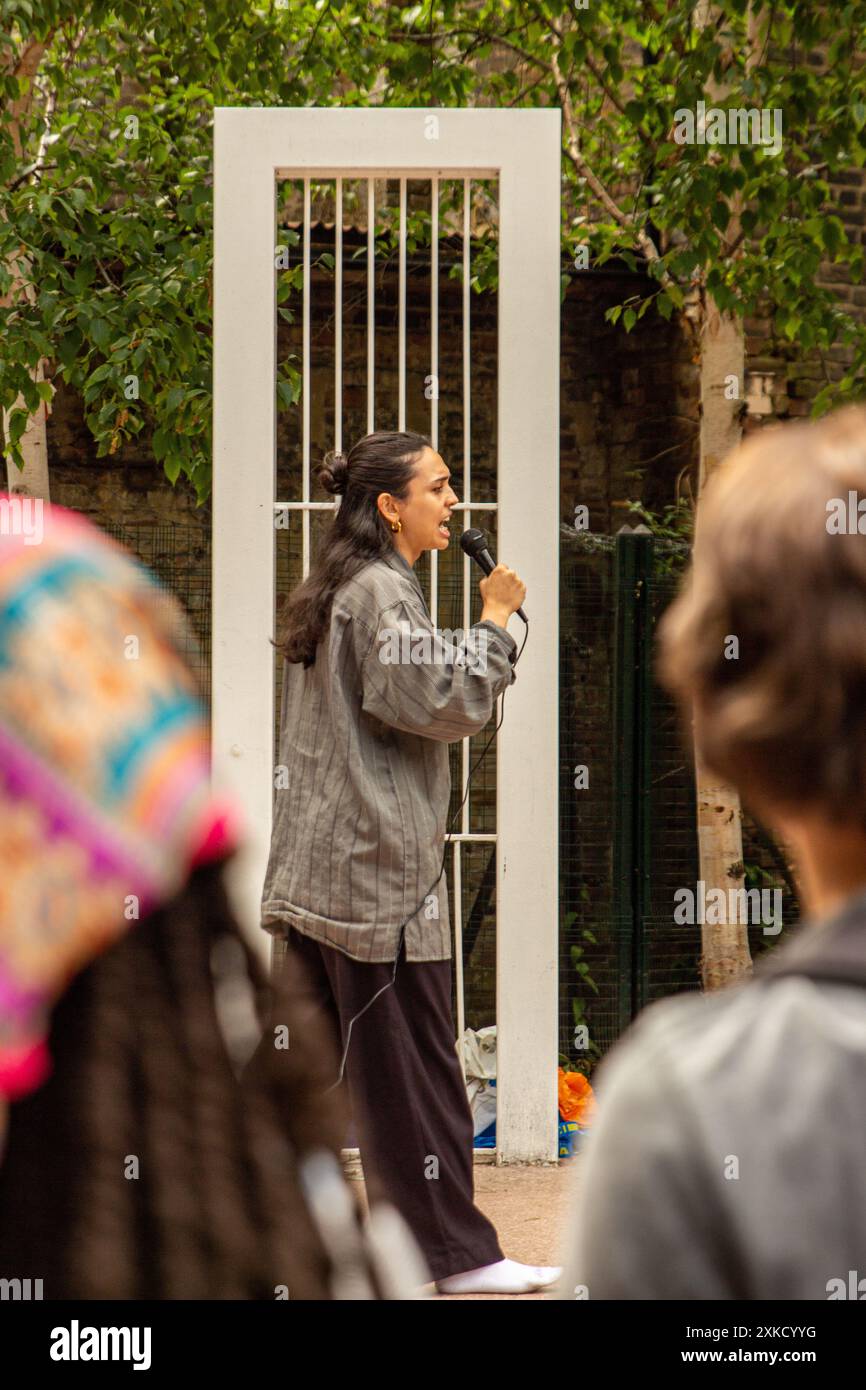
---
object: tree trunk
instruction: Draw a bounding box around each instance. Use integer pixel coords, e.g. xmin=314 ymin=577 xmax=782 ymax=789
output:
xmin=3 ymin=368 xmax=50 ymax=502
xmin=696 ymin=300 xmax=751 ymax=989
xmin=691 ymin=1 xmax=758 ymax=990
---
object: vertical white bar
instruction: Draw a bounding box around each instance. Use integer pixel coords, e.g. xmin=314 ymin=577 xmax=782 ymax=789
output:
xmin=461 ymin=179 xmax=471 ymax=837
xmin=367 ymin=178 xmax=375 ymax=434
xmin=212 ymin=112 xmax=277 ymax=968
xmin=461 ymin=561 xmax=471 ymax=836
xmin=430 ymin=178 xmax=439 ymax=622
xmin=335 ymin=178 xmax=342 ymax=455
xmin=431 ymin=178 xmax=439 ymax=452
xmin=302 ymin=178 xmax=311 ymax=578
xmin=398 ymin=176 xmax=406 ymax=432
xmin=463 ymin=179 xmax=472 ymax=503
xmin=496 ymin=117 xmax=561 ymax=1163
xmin=453 ymin=840 xmax=466 ymax=1075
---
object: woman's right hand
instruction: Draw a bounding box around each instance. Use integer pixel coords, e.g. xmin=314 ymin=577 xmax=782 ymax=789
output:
xmin=479 ymin=564 xmax=526 ymax=628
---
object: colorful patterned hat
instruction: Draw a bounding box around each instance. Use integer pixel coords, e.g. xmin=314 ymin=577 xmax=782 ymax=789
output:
xmin=0 ymin=495 xmax=243 ymax=1100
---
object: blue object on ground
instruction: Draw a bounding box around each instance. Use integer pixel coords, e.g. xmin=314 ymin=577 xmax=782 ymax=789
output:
xmin=474 ymin=1120 xmax=497 ymax=1149
xmin=472 ymin=1112 xmax=591 ymax=1154
xmin=558 ymin=1119 xmax=591 ymax=1157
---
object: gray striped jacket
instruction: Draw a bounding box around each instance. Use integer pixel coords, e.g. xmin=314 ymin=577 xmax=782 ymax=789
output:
xmin=260 ymin=546 xmax=518 ymax=962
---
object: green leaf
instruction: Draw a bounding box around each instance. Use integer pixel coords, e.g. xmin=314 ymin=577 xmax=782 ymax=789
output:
xmin=8 ymin=409 xmax=28 ymax=445
xmin=823 ymin=215 xmax=845 ymax=257
xmin=276 ymin=379 xmax=297 ymax=409
xmin=812 ymin=383 xmax=836 ymax=415
xmin=163 ymin=454 xmax=182 ymax=484
xmin=20 ymin=376 xmax=41 ymax=412
xmin=84 ymin=362 xmax=115 ymax=389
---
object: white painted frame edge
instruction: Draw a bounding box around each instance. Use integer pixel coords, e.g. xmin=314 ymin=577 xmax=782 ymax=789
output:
xmin=213 ymin=107 xmax=561 ymax=1161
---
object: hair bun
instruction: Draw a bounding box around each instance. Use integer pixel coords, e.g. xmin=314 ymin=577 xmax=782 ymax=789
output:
xmin=320 ymin=450 xmax=349 ymax=496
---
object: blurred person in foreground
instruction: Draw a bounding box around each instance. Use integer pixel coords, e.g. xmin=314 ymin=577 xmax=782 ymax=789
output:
xmin=0 ymin=498 xmax=425 ymax=1299
xmin=558 ymin=404 xmax=866 ymax=1300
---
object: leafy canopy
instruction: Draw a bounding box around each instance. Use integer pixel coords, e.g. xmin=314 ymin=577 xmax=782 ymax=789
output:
xmin=2 ymin=0 xmax=865 ymax=500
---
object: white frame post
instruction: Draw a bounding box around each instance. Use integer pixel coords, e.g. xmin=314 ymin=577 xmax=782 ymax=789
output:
xmin=213 ymin=107 xmax=561 ymax=1162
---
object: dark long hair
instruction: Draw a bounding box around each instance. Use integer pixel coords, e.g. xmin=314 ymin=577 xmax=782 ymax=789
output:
xmin=0 ymin=857 xmax=349 ymax=1299
xmin=273 ymin=430 xmax=431 ymax=668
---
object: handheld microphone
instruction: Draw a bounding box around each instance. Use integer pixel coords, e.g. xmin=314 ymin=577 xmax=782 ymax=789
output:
xmin=460 ymin=527 xmax=528 ymax=624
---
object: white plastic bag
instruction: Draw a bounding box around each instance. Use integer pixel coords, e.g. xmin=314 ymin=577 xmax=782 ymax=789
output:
xmin=458 ymin=1025 xmax=497 ymax=1139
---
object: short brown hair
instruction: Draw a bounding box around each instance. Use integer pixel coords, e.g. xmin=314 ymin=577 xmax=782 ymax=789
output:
xmin=657 ymin=403 xmax=866 ymax=826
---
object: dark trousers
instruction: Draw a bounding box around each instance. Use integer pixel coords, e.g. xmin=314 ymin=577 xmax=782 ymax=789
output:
xmin=282 ymin=926 xmax=504 ymax=1282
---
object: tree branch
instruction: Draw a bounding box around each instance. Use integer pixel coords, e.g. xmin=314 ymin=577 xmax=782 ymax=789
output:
xmin=466 ymin=3 xmax=672 ymax=287
xmin=551 ymin=45 xmax=675 ymax=289
xmin=429 ymin=26 xmax=554 ymax=76
xmin=8 ymin=160 xmax=58 ymax=192
xmin=3 ymin=33 xmax=56 ymax=160
xmin=530 ymin=0 xmax=659 ymax=152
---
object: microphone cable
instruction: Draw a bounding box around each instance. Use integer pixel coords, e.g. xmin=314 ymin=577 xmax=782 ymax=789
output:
xmin=325 ymin=616 xmax=529 ymax=1091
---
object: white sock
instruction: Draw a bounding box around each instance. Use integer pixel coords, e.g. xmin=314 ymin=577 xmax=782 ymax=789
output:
xmin=436 ymin=1257 xmax=562 ymax=1295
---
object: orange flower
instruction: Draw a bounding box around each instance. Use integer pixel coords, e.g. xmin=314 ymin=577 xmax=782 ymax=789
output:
xmin=558 ymin=1066 xmax=597 ymax=1127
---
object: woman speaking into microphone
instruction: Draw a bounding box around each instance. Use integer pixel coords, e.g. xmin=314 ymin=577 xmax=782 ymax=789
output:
xmin=260 ymin=430 xmax=560 ymax=1295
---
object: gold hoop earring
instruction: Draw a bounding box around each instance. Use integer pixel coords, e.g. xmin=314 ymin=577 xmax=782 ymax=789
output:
xmin=390 ymin=518 xmax=402 ymax=534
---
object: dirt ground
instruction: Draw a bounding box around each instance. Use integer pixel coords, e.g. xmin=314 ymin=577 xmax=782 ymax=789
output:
xmin=347 ymin=1154 xmax=583 ymax=1300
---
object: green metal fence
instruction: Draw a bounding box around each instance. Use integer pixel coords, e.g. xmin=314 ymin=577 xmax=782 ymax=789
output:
xmin=559 ymin=524 xmax=801 ymax=1075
